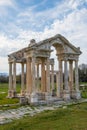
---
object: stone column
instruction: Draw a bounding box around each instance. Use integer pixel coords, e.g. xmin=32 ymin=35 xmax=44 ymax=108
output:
xmin=59 ymin=60 xmax=63 ymax=97
xmin=56 ymin=71 xmax=60 ymax=97
xmin=37 ymin=64 xmax=39 ymax=91
xmin=31 ymin=57 xmax=38 ymax=103
xmin=46 ymin=58 xmax=50 ymax=93
xmin=64 ymin=60 xmax=68 ymax=90
xmin=75 ymin=59 xmax=81 ymax=99
xmin=69 ymin=61 xmax=74 ymax=92
xmin=21 ymin=63 xmax=25 ymax=96
xmin=45 ymin=57 xmax=51 ymax=100
xmin=75 ymin=60 xmax=79 ymax=91
xmin=63 ymin=59 xmax=70 ymax=100
xmin=41 ymin=59 xmax=46 ymax=92
xmin=13 ymin=61 xmax=16 ymax=97
xmin=26 ymin=57 xmax=32 ymax=95
xmin=32 ymin=57 xmax=36 ymax=92
xmin=8 ymin=62 xmax=13 ymax=97
xmin=51 ymin=64 xmax=54 ymax=91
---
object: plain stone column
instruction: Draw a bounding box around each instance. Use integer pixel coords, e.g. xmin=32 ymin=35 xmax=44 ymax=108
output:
xmin=8 ymin=62 xmax=13 ymax=97
xmin=21 ymin=63 xmax=25 ymax=96
xmin=32 ymin=57 xmax=36 ymax=92
xmin=69 ymin=61 xmax=73 ymax=91
xmin=64 ymin=60 xmax=69 ymax=90
xmin=63 ymin=59 xmax=70 ymax=100
xmin=59 ymin=60 xmax=63 ymax=97
xmin=75 ymin=60 xmax=79 ymax=91
xmin=41 ymin=59 xmax=46 ymax=92
xmin=46 ymin=58 xmax=50 ymax=93
xmin=51 ymin=64 xmax=54 ymax=91
xmin=74 ymin=60 xmax=81 ymax=99
xmin=37 ymin=64 xmax=39 ymax=91
xmin=13 ymin=61 xmax=16 ymax=97
xmin=56 ymin=71 xmax=60 ymax=97
xmin=26 ymin=58 xmax=32 ymax=95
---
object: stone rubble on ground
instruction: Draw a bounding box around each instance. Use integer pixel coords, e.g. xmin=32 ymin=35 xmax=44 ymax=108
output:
xmin=0 ymin=99 xmax=87 ymax=125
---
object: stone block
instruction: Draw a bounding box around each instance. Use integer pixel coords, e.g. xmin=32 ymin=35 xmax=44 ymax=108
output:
xmin=63 ymin=90 xmax=70 ymax=100
xmin=71 ymin=90 xmax=81 ymax=99
xmin=20 ymin=97 xmax=28 ymax=105
xmin=30 ymin=92 xmax=38 ymax=103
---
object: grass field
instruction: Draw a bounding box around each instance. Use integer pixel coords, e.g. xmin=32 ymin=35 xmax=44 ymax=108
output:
xmin=0 ymin=102 xmax=87 ymax=130
xmin=0 ymin=83 xmax=87 ymax=107
xmin=0 ymin=83 xmax=20 ymax=109
xmin=0 ymin=83 xmax=87 ymax=130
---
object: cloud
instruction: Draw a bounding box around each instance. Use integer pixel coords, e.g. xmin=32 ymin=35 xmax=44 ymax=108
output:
xmin=0 ymin=0 xmax=87 ymax=72
xmin=0 ymin=57 xmax=8 ymax=72
xmin=17 ymin=0 xmax=87 ymax=30
xmin=0 ymin=0 xmax=14 ymax=6
xmin=16 ymin=6 xmax=87 ymax=64
xmin=0 ymin=33 xmax=27 ymax=57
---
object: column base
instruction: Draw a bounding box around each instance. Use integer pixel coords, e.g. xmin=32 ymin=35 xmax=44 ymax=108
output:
xmin=63 ymin=90 xmax=70 ymax=100
xmin=70 ymin=90 xmax=81 ymax=99
xmin=30 ymin=92 xmax=38 ymax=104
xmin=12 ymin=90 xmax=17 ymax=98
xmin=8 ymin=90 xmax=13 ymax=98
xmin=20 ymin=97 xmax=28 ymax=105
xmin=8 ymin=90 xmax=17 ymax=98
xmin=45 ymin=92 xmax=52 ymax=100
xmin=60 ymin=91 xmax=64 ymax=98
xmin=51 ymin=89 xmax=56 ymax=97
xmin=21 ymin=90 xmax=25 ymax=96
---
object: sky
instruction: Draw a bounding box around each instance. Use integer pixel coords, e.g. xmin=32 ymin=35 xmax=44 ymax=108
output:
xmin=0 ymin=0 xmax=87 ymax=73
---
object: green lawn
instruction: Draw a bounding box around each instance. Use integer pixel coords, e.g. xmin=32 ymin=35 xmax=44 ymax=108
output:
xmin=0 ymin=83 xmax=87 ymax=106
xmin=0 ymin=83 xmax=20 ymax=109
xmin=0 ymin=102 xmax=87 ymax=130
xmin=0 ymin=83 xmax=87 ymax=129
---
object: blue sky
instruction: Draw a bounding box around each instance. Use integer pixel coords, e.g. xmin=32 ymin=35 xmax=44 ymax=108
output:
xmin=0 ymin=0 xmax=87 ymax=73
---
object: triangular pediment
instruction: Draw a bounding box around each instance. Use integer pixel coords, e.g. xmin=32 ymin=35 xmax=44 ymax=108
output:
xmin=36 ymin=34 xmax=82 ymax=55
xmin=8 ymin=34 xmax=82 ymax=62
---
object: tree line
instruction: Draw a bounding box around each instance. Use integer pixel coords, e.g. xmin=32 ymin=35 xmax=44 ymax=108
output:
xmin=0 ymin=67 xmax=87 ymax=83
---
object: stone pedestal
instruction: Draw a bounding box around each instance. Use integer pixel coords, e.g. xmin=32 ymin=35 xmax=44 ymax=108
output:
xmin=21 ymin=90 xmax=25 ymax=96
xmin=45 ymin=92 xmax=52 ymax=100
xmin=37 ymin=92 xmax=45 ymax=101
xmin=20 ymin=97 xmax=28 ymax=105
xmin=30 ymin=92 xmax=38 ymax=103
xmin=8 ymin=90 xmax=13 ymax=98
xmin=71 ymin=90 xmax=81 ymax=99
xmin=63 ymin=90 xmax=70 ymax=100
xmin=12 ymin=90 xmax=17 ymax=98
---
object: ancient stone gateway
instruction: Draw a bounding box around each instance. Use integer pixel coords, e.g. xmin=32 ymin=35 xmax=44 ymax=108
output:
xmin=8 ymin=34 xmax=82 ymax=104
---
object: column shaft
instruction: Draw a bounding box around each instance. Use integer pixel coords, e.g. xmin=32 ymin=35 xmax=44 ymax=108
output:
xmin=69 ymin=61 xmax=73 ymax=91
xmin=64 ymin=60 xmax=69 ymax=90
xmin=56 ymin=71 xmax=60 ymax=97
xmin=46 ymin=58 xmax=50 ymax=93
xmin=41 ymin=59 xmax=46 ymax=92
xmin=75 ymin=60 xmax=79 ymax=91
xmin=59 ymin=60 xmax=63 ymax=94
xmin=9 ymin=62 xmax=12 ymax=91
xmin=51 ymin=64 xmax=54 ymax=91
xmin=13 ymin=61 xmax=16 ymax=91
xmin=32 ymin=57 xmax=36 ymax=92
xmin=21 ymin=63 xmax=25 ymax=95
xmin=8 ymin=62 xmax=13 ymax=97
xmin=37 ymin=64 xmax=39 ymax=91
xmin=26 ymin=58 xmax=32 ymax=94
